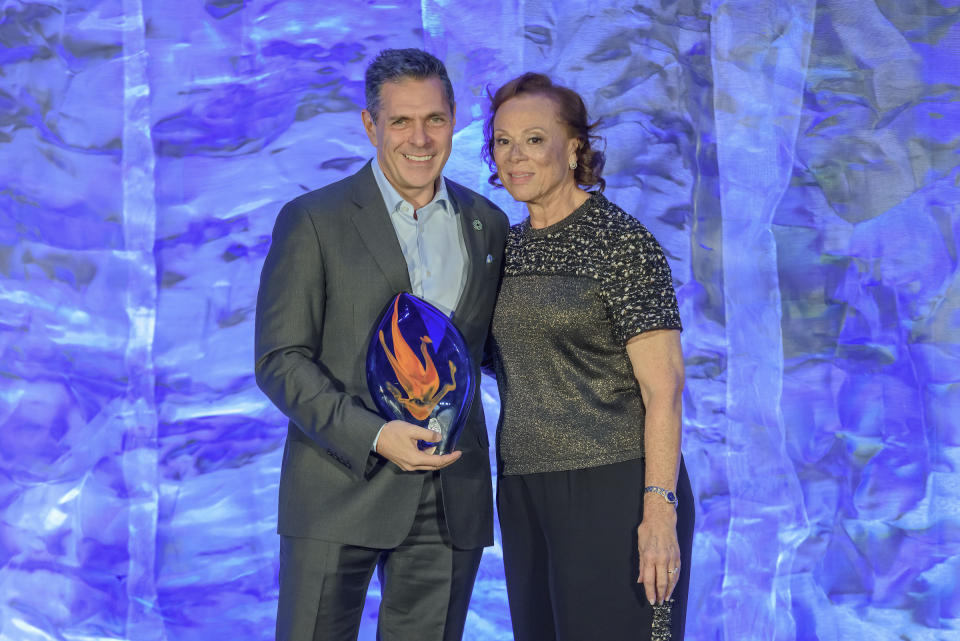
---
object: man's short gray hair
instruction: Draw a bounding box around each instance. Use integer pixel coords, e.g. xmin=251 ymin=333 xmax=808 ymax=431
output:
xmin=364 ymin=48 xmax=455 ymax=123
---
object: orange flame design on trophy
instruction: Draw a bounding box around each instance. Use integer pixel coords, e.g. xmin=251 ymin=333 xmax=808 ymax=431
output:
xmin=378 ymin=296 xmax=457 ymax=421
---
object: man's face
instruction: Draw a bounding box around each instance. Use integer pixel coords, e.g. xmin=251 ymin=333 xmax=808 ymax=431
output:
xmin=362 ymin=76 xmax=455 ymax=209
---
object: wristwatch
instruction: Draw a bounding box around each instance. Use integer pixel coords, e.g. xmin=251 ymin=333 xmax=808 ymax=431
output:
xmin=644 ymin=485 xmax=678 ymax=507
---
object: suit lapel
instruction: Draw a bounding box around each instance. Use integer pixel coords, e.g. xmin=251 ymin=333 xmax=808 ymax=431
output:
xmin=349 ymin=162 xmax=412 ymax=295
xmin=448 ymin=181 xmax=485 ymax=328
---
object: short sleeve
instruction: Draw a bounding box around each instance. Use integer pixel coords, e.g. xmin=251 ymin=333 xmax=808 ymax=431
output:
xmin=602 ymin=226 xmax=682 ymax=344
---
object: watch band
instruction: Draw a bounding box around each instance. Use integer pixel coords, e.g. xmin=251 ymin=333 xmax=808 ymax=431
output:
xmin=644 ymin=485 xmax=678 ymax=506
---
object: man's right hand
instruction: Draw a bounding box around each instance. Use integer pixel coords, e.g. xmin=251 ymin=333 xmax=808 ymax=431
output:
xmin=375 ymin=420 xmax=462 ymax=471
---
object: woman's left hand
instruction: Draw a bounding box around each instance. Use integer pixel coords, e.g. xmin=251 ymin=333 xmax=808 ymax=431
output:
xmin=637 ymin=504 xmax=681 ymax=605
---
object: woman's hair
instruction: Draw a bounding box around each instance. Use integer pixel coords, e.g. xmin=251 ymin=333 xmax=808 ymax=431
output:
xmin=482 ymin=72 xmax=605 ymax=191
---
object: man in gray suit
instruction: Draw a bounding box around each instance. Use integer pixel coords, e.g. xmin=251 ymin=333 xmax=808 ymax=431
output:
xmin=255 ymin=48 xmax=508 ymax=641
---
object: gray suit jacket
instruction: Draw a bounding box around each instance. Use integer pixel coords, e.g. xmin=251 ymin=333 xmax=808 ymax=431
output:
xmin=255 ymin=161 xmax=508 ymax=549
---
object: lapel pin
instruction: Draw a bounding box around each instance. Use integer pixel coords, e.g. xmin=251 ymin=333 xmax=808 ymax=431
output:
xmin=472 ymin=219 xmax=483 ymax=231
xmin=486 ymin=254 xmax=494 ymax=264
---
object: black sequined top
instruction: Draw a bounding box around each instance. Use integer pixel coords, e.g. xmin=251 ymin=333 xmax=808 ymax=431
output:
xmin=492 ymin=193 xmax=682 ymax=475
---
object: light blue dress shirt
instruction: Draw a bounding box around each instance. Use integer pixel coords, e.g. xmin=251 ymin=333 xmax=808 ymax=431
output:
xmin=371 ymin=159 xmax=468 ymax=318
xmin=370 ymin=159 xmax=469 ymax=450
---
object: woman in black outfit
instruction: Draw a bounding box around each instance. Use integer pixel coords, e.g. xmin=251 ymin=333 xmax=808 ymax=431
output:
xmin=485 ymin=73 xmax=695 ymax=641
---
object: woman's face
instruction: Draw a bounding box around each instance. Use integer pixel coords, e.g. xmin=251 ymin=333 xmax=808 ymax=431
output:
xmin=492 ymin=94 xmax=580 ymax=207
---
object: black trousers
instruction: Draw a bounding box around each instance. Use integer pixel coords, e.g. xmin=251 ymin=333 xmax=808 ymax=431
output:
xmin=497 ymin=457 xmax=695 ymax=641
xmin=277 ymin=473 xmax=483 ymax=641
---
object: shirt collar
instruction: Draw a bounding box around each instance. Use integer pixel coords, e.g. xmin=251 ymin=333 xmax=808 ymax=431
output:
xmin=371 ymin=158 xmax=453 ymax=216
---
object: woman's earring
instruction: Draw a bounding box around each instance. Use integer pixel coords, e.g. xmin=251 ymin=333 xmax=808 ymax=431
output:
xmin=569 ymin=160 xmax=578 ymax=170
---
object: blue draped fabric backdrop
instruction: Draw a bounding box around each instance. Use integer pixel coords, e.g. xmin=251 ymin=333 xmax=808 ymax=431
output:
xmin=1 ymin=0 xmax=958 ymax=639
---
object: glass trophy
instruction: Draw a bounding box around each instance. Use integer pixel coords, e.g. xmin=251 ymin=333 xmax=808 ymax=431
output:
xmin=366 ymin=293 xmax=475 ymax=455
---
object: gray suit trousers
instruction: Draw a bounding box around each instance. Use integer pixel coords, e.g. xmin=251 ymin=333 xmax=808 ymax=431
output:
xmin=277 ymin=473 xmax=483 ymax=641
